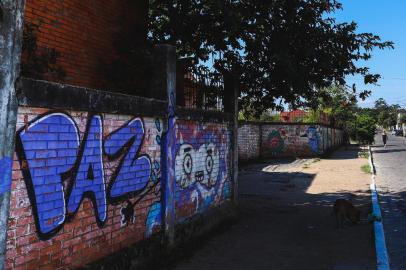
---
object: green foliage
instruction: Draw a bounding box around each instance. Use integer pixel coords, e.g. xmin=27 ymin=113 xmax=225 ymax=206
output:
xmin=374 ymin=98 xmax=399 ymax=128
xmin=400 ymin=114 xmax=406 ymax=124
xmin=303 ymin=110 xmax=322 ymax=123
xmin=303 ymin=85 xmax=357 ymax=128
xmin=349 ymin=113 xmax=377 ymax=145
xmin=238 ymin=110 xmax=280 ymax=122
xmin=361 ymin=164 xmax=372 ymax=174
xmin=149 ymin=0 xmax=393 ymax=116
xmin=358 ymin=150 xmax=369 ymax=159
xmin=21 ymin=22 xmax=65 ymax=80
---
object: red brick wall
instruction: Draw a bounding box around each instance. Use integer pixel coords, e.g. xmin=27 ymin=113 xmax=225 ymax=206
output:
xmin=6 ymin=107 xmax=162 ymax=269
xmin=23 ymin=0 xmax=142 ymax=90
xmin=237 ymin=123 xmax=344 ymax=160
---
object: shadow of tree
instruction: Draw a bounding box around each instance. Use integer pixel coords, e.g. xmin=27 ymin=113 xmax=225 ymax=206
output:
xmin=234 ymin=167 xmax=376 ymax=270
xmin=161 ymin=147 xmax=378 ymax=270
xmin=372 ymin=149 xmax=406 ymax=154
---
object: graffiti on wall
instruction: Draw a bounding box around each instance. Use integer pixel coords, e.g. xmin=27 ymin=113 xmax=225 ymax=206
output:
xmin=175 ymin=121 xmax=232 ymax=219
xmin=0 ymin=157 xmax=13 ymax=196
xmin=15 ymin=112 xmax=162 ymax=240
xmin=307 ymin=127 xmax=321 ymax=153
xmin=266 ymin=130 xmax=285 ymax=154
xmin=262 ymin=125 xmax=324 ymax=157
xmin=239 ymin=123 xmax=343 ymax=161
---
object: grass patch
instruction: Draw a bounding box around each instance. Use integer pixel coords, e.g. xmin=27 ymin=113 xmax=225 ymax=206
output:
xmin=359 ymin=151 xmax=370 ymax=159
xmin=361 ymin=164 xmax=372 ymax=174
xmin=313 ymin=158 xmax=321 ymax=163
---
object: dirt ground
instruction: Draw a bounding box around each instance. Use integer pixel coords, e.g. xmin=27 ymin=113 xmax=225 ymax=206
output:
xmin=172 ymin=146 xmax=376 ymax=270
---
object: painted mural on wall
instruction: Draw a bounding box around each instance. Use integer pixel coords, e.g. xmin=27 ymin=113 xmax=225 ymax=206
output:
xmin=267 ymin=130 xmax=285 ymax=154
xmin=308 ymin=127 xmax=321 ymax=153
xmin=262 ymin=125 xmax=323 ymax=157
xmin=7 ymin=107 xmax=163 ymax=269
xmin=174 ymin=120 xmax=232 ymax=220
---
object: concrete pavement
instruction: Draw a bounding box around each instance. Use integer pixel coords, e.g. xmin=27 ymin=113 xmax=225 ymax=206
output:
xmin=172 ymin=147 xmax=375 ymax=270
xmin=372 ymin=133 xmax=406 ymax=269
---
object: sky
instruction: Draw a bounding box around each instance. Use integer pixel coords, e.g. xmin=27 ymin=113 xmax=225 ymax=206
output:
xmin=334 ymin=0 xmax=406 ymax=108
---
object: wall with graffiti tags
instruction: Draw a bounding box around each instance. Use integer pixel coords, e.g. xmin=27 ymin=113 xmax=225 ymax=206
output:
xmin=6 ymin=107 xmax=164 ymax=269
xmin=174 ymin=120 xmax=233 ymax=221
xmin=238 ymin=122 xmax=343 ymax=161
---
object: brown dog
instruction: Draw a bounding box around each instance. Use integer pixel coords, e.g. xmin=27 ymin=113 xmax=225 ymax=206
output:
xmin=333 ymin=199 xmax=360 ymax=228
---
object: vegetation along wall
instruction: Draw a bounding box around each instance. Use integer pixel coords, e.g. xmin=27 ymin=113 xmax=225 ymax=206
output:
xmin=5 ymin=79 xmax=236 ymax=269
xmin=238 ymin=122 xmax=343 ymax=161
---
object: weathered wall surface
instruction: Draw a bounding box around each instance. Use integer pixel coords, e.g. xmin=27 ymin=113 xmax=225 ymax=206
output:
xmin=6 ymin=107 xmax=163 ymax=269
xmin=238 ymin=122 xmax=343 ymax=161
xmin=4 ymin=79 xmax=237 ymax=269
xmin=237 ymin=124 xmax=261 ymax=161
xmin=24 ymin=0 xmax=146 ymax=89
xmin=174 ymin=120 xmax=232 ymax=221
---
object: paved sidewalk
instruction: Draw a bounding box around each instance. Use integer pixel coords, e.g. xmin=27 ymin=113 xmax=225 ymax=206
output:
xmin=172 ymin=147 xmax=375 ymax=270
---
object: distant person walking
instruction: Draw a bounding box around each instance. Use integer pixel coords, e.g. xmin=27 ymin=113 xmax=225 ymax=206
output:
xmin=382 ymin=130 xmax=388 ymax=147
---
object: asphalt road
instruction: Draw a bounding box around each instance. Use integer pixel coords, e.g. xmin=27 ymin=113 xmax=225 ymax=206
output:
xmin=372 ymin=133 xmax=406 ymax=269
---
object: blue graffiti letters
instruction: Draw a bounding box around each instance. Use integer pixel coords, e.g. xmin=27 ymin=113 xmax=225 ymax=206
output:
xmin=67 ymin=116 xmax=107 ymax=224
xmin=16 ymin=113 xmax=154 ymax=240
xmin=104 ymin=118 xmax=151 ymax=203
xmin=308 ymin=127 xmax=320 ymax=153
xmin=0 ymin=157 xmax=13 ymax=196
xmin=18 ymin=113 xmax=79 ymax=237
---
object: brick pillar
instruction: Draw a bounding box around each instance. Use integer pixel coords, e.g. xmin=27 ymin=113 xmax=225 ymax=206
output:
xmin=0 ymin=1 xmax=26 ymax=269
xmin=154 ymin=45 xmax=177 ymax=246
xmin=224 ymin=73 xmax=239 ymax=204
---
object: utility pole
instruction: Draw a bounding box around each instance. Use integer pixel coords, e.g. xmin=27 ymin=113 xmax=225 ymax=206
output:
xmin=0 ymin=1 xmax=26 ymax=269
xmin=224 ymin=73 xmax=240 ymax=204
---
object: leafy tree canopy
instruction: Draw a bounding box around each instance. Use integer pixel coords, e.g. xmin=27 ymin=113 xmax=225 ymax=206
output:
xmin=348 ymin=113 xmax=376 ymax=145
xmin=148 ymin=0 xmax=394 ymax=116
xmin=309 ymin=84 xmax=358 ymax=128
xmin=373 ymin=98 xmax=399 ymax=128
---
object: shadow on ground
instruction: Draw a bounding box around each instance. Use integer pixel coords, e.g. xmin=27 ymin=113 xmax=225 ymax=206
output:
xmin=371 ymin=149 xmax=406 ymax=154
xmin=375 ymin=191 xmax=406 ymax=269
xmin=171 ymin=147 xmax=376 ymax=270
xmin=371 ymin=144 xmax=397 ymax=148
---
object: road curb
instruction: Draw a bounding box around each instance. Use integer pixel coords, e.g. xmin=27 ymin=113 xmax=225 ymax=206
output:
xmin=368 ymin=146 xmax=390 ymax=270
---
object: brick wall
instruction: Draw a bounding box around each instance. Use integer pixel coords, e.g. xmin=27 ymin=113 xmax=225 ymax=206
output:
xmin=238 ymin=124 xmax=261 ymax=161
xmin=6 ymin=107 xmax=235 ymax=269
xmin=5 ymin=69 xmax=237 ymax=269
xmin=174 ymin=120 xmax=233 ymax=221
xmin=23 ymin=0 xmax=143 ymax=90
xmin=238 ymin=122 xmax=343 ymax=161
xmin=7 ymin=107 xmax=163 ymax=269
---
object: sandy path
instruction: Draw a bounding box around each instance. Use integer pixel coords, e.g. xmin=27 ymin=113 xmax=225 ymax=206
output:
xmin=172 ymin=147 xmax=376 ymax=270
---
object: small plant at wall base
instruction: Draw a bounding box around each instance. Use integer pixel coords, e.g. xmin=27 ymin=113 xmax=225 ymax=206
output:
xmin=361 ymin=164 xmax=372 ymax=174
xmin=358 ymin=150 xmax=369 ymax=159
xmin=21 ymin=22 xmax=65 ymax=80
